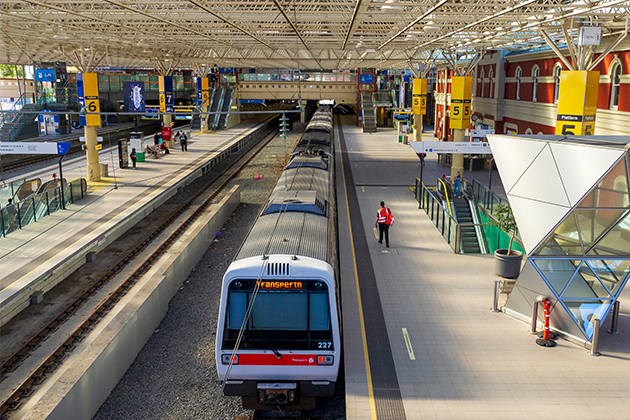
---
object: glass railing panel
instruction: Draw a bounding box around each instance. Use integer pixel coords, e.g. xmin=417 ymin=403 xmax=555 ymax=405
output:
xmin=33 ymin=193 xmax=49 ymax=221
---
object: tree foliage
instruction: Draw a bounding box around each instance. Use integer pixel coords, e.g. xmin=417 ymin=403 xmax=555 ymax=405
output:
xmin=492 ymin=202 xmax=518 ymax=255
xmin=0 ymin=65 xmax=25 ymax=79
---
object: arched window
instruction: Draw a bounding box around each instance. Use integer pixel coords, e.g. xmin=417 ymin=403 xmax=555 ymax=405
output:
xmin=553 ymin=64 xmax=562 ymax=104
xmin=515 ymin=66 xmax=522 ymax=100
xmin=488 ymin=68 xmax=494 ymax=99
xmin=610 ymin=62 xmax=622 ymax=109
xmin=480 ymin=68 xmax=485 ymax=97
xmin=532 ymin=65 xmax=540 ymax=102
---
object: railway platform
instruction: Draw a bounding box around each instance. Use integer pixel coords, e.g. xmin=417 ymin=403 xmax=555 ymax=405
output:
xmin=336 ymin=117 xmax=630 ymax=419
xmin=0 ymin=120 xmax=268 ymax=330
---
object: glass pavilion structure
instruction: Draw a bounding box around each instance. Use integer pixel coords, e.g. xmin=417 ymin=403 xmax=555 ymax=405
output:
xmin=488 ymin=134 xmax=630 ymax=344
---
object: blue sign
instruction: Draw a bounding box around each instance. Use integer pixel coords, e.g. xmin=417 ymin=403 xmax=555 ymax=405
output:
xmin=381 ymin=70 xmax=388 ymax=76
xmin=359 ymin=74 xmax=375 ymax=84
xmin=403 ymin=75 xmax=411 ymax=83
xmin=124 ymin=81 xmax=146 ymax=113
xmin=241 ymin=99 xmax=264 ymax=104
xmin=219 ymin=67 xmax=235 ymax=73
xmin=35 ymin=69 xmax=56 ymax=82
xmin=161 ymin=76 xmax=174 ymax=113
xmin=197 ymin=78 xmax=203 ymax=106
xmin=57 ymin=142 xmax=71 ymax=154
xmin=77 ymin=74 xmax=86 ymax=126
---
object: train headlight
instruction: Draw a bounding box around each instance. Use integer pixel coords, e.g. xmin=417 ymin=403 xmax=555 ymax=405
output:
xmin=317 ymin=355 xmax=333 ymax=365
xmin=221 ymin=354 xmax=238 ymax=365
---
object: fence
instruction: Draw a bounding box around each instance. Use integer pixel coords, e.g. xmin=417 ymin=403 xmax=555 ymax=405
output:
xmin=0 ymin=178 xmax=88 ymax=238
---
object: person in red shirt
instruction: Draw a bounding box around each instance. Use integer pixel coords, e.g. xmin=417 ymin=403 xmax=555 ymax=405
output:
xmin=375 ymin=201 xmax=393 ymax=247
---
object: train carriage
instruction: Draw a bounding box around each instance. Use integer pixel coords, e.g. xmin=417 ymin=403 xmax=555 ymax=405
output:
xmin=216 ymin=105 xmax=339 ymax=410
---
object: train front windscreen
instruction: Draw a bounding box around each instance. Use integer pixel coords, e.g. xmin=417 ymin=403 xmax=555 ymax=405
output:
xmin=222 ymin=279 xmax=333 ymax=351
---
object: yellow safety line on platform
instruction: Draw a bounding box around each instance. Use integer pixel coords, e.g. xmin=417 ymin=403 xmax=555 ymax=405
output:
xmin=338 ymin=124 xmax=377 ymax=420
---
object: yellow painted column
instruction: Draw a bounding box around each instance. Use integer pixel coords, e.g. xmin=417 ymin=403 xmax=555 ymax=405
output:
xmin=450 ymin=76 xmax=472 ymax=180
xmin=412 ymin=78 xmax=428 ymax=142
xmin=555 ymin=70 xmax=599 ymax=135
xmin=77 ymin=73 xmax=101 ymax=181
xmin=200 ymin=77 xmax=210 ymax=133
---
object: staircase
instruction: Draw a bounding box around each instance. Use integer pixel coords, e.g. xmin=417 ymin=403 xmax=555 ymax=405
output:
xmin=453 ymin=196 xmax=481 ymax=253
xmin=0 ymin=96 xmax=43 ymax=142
xmin=361 ymin=92 xmax=377 ymax=133
xmin=217 ymin=88 xmax=234 ymax=130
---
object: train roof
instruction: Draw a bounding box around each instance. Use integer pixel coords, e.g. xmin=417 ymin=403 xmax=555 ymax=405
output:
xmin=272 ymin=165 xmax=330 ymax=197
xmin=235 ymin=212 xmax=330 ymax=262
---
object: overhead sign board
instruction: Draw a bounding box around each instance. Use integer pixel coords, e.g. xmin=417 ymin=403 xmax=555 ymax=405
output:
xmin=35 ymin=69 xmax=56 ymax=82
xmin=0 ymin=142 xmax=71 ymax=155
xmin=410 ymin=141 xmax=492 ymax=155
xmin=450 ymin=76 xmax=472 ymax=130
xmin=412 ymin=78 xmax=428 ymax=115
xmin=159 ymin=76 xmax=174 ymax=113
xmin=79 ymin=137 xmax=103 ymax=142
xmin=77 ymin=73 xmax=101 ymax=127
xmin=470 ymin=129 xmax=495 ymax=137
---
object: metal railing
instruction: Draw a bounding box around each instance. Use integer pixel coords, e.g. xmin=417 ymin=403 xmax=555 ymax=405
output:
xmin=470 ymin=179 xmax=525 ymax=254
xmin=416 ymin=178 xmax=463 ymax=253
xmin=0 ymin=178 xmax=87 ymax=238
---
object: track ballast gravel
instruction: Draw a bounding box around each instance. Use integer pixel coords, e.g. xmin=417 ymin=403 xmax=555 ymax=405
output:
xmin=92 ymin=130 xmax=345 ymax=420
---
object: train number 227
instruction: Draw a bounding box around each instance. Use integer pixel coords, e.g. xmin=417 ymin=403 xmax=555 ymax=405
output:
xmin=317 ymin=341 xmax=332 ymax=349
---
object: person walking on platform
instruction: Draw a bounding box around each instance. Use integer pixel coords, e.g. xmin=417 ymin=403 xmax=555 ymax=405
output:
xmin=180 ymin=132 xmax=188 ymax=152
xmin=375 ymin=201 xmax=394 ymax=247
xmin=154 ymin=132 xmax=160 ymax=147
xmin=454 ymin=172 xmax=462 ymax=197
xmin=130 ymin=148 xmax=137 ymax=169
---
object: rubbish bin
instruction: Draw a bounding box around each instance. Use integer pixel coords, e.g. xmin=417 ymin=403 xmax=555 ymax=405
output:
xmin=100 ymin=163 xmax=109 ymax=177
xmin=136 ymin=152 xmax=145 ymax=162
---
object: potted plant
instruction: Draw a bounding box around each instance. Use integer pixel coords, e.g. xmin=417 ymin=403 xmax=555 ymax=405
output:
xmin=492 ymin=203 xmax=524 ymax=279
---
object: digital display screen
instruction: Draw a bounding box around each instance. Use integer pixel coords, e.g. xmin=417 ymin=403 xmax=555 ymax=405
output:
xmin=256 ymin=280 xmax=304 ymax=290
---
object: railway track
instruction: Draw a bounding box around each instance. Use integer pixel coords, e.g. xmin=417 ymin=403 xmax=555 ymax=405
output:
xmin=0 ymin=121 xmax=287 ymax=419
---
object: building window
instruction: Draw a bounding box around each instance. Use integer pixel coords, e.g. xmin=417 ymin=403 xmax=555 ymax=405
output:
xmin=532 ymin=66 xmax=539 ymax=102
xmin=610 ymin=63 xmax=622 ymax=109
xmin=479 ymin=69 xmax=485 ymax=97
xmin=515 ymin=67 xmax=522 ymax=100
xmin=488 ymin=68 xmax=494 ymax=99
xmin=553 ymin=64 xmax=562 ymax=104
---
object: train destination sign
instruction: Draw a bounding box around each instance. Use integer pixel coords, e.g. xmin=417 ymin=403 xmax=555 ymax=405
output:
xmin=410 ymin=141 xmax=492 ymax=155
xmin=256 ymin=281 xmax=304 ymax=290
xmin=0 ymin=142 xmax=72 ymax=155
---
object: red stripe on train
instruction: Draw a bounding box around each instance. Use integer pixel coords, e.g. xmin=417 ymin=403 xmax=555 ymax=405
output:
xmin=238 ymin=354 xmax=317 ymax=365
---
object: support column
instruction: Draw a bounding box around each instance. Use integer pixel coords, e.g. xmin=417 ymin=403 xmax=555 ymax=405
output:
xmin=412 ymin=78 xmax=427 ymax=142
xmin=77 ymin=72 xmax=101 ymax=182
xmin=84 ymin=125 xmax=100 ymax=181
xmin=450 ymin=76 xmax=472 ymax=180
xmin=555 ymin=70 xmax=599 ymax=136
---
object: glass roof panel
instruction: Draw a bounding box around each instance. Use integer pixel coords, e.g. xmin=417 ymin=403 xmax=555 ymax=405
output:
xmin=532 ymin=259 xmax=579 ymax=296
xmin=585 ymin=260 xmax=630 ymax=297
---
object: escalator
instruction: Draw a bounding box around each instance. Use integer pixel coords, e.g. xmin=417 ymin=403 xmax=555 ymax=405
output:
xmin=217 ymin=88 xmax=234 ymax=130
xmin=210 ymin=88 xmax=224 ymax=130
xmin=452 ymin=196 xmax=481 ymax=253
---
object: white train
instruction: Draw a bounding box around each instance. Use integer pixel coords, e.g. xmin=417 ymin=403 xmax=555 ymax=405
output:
xmin=216 ymin=105 xmax=340 ymax=410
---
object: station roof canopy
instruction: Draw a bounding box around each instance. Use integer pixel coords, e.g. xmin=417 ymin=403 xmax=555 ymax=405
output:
xmin=1 ymin=0 xmax=629 ymax=71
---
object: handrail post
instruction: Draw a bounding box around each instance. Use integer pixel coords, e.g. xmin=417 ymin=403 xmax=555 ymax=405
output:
xmin=590 ymin=318 xmax=601 ymax=356
xmin=454 ymin=222 xmax=461 ymax=253
xmin=491 ymin=280 xmax=501 ymax=312
xmin=608 ymin=301 xmax=620 ymax=335
xmin=46 ymin=191 xmax=50 ymax=215
xmin=529 ymin=299 xmax=541 ymax=334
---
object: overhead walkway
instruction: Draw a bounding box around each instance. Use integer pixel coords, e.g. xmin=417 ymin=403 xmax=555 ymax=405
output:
xmin=336 ymin=117 xmax=630 ymax=420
